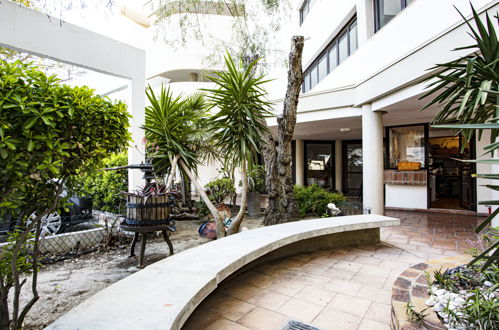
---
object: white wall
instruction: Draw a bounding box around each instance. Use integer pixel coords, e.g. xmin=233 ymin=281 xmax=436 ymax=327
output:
xmin=275 ymin=0 xmax=498 ymax=113
xmin=386 ymin=184 xmax=427 ymax=209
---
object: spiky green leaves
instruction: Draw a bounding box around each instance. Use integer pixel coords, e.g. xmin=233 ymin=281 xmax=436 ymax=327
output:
xmin=203 ymin=53 xmax=272 ymax=171
xmin=143 ymin=86 xmax=212 ymax=177
xmin=420 ymin=5 xmax=498 ymax=143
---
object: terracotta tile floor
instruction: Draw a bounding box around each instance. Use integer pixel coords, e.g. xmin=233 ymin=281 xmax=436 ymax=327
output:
xmin=182 ymin=211 xmax=484 ymax=330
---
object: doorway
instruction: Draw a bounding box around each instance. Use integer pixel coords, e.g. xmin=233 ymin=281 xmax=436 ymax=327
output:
xmin=342 ymin=140 xmax=363 ymax=198
xmin=304 ymin=141 xmax=335 ymax=190
xmin=428 ymin=133 xmax=476 ymax=211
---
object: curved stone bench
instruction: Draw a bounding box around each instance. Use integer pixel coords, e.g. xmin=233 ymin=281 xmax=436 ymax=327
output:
xmin=47 ymin=214 xmax=399 ymax=330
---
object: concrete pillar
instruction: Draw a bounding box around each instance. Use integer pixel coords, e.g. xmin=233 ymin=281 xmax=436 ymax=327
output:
xmin=335 ymin=140 xmax=342 ymax=192
xmin=128 ymin=76 xmax=146 ymax=191
xmin=362 ymin=105 xmax=384 ymax=215
xmin=295 ymin=140 xmax=305 ymax=186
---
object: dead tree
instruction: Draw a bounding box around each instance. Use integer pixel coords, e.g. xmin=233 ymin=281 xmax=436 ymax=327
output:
xmin=262 ymin=36 xmax=304 ymax=226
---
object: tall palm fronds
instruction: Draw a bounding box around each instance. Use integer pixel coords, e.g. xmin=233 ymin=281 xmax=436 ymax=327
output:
xmin=203 ymin=53 xmax=272 ymax=235
xmin=143 ymin=85 xmax=226 ymax=238
xmin=421 ymin=5 xmax=499 ymax=143
xmin=204 ymin=53 xmax=272 ymax=171
xmin=421 ymin=4 xmax=499 ymax=270
xmin=143 ymin=85 xmax=212 ymax=177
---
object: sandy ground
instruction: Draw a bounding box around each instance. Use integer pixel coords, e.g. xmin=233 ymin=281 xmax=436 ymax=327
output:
xmin=18 ymin=218 xmax=263 ymax=329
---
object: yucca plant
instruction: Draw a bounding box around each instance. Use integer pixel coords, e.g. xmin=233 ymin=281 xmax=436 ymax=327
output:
xmin=204 ymin=53 xmax=272 ymax=235
xmin=142 ymin=86 xmax=225 ymax=237
xmin=421 ymin=4 xmax=498 ymax=270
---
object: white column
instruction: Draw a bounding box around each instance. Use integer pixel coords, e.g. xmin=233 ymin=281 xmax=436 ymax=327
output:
xmin=295 ymin=140 xmax=305 ymax=186
xmin=128 ymin=76 xmax=146 ymax=191
xmin=335 ymin=140 xmax=342 ymax=192
xmin=362 ymin=105 xmax=384 ymax=215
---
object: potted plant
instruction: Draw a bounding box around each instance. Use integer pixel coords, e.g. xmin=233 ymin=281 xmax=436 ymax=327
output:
xmin=247 ymin=165 xmax=266 ymax=217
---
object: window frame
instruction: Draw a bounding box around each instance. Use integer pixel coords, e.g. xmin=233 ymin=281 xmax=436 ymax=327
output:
xmin=302 ymin=16 xmax=358 ymax=93
xmin=300 ymin=0 xmax=316 ymax=25
xmin=384 ymin=123 xmax=429 ymax=170
xmin=304 ymin=140 xmax=336 ymax=190
xmin=374 ymin=0 xmax=413 ymax=32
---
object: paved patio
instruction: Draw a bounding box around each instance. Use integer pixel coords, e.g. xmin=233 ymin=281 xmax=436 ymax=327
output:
xmin=182 ymin=210 xmax=484 ymax=330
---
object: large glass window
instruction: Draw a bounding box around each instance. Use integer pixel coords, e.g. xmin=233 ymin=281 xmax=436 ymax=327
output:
xmin=338 ymin=33 xmax=348 ymax=64
xmin=349 ymin=20 xmax=358 ymax=52
xmin=328 ymin=44 xmax=338 ymax=71
xmin=303 ymin=71 xmax=310 ymax=93
xmin=388 ymin=125 xmax=425 ymax=168
xmin=343 ymin=141 xmax=363 ymax=196
xmin=318 ymin=54 xmax=328 ymax=81
xmin=310 ymin=66 xmax=318 ymax=89
xmin=375 ymin=0 xmax=414 ymax=32
xmin=300 ymin=0 xmax=317 ymax=24
xmin=305 ymin=142 xmax=334 ymax=190
xmin=302 ymin=17 xmax=357 ymax=93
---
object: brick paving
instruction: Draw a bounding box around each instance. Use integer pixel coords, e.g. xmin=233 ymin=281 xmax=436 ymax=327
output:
xmin=182 ymin=211 xmax=484 ymax=330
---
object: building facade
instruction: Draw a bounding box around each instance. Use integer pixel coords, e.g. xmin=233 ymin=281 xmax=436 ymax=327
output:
xmin=268 ymin=0 xmax=498 ymax=220
xmin=91 ymin=0 xmax=498 ymax=222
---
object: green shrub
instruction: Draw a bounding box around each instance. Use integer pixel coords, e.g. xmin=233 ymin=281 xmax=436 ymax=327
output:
xmin=294 ymin=184 xmax=346 ymax=217
xmin=248 ymin=164 xmax=266 ymax=193
xmin=205 ymin=177 xmax=235 ymax=205
xmin=0 ymin=60 xmax=129 ymax=327
xmin=71 ymin=153 xmax=128 ymax=213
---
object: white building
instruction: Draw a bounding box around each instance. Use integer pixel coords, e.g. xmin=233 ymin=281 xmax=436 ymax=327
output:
xmin=62 ymin=0 xmax=498 ymax=221
xmin=264 ymin=0 xmax=498 ymax=220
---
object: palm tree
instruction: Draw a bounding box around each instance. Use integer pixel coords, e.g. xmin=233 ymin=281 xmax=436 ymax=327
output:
xmin=142 ymin=86 xmax=225 ymax=237
xmin=204 ymin=53 xmax=272 ymax=235
xmin=421 ymin=5 xmax=498 ymax=143
xmin=421 ymin=4 xmax=498 ymax=269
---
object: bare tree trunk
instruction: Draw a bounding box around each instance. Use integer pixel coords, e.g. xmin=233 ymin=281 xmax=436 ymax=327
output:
xmin=178 ymin=159 xmax=225 ymax=238
xmin=226 ymin=162 xmax=248 ymax=235
xmin=166 ymin=154 xmax=180 ymax=191
xmin=15 ymin=218 xmax=42 ymax=328
xmin=7 ymin=182 xmax=64 ymax=329
xmin=0 ymin=280 xmax=11 ymax=330
xmin=262 ymin=36 xmax=304 ymax=226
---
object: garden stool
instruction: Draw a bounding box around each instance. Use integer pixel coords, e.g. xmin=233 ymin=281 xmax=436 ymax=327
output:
xmin=120 ymin=222 xmax=175 ymax=268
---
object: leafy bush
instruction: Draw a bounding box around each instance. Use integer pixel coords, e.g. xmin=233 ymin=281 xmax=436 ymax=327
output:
xmin=193 ymin=200 xmax=210 ymax=218
xmin=0 ymin=60 xmax=130 ymax=328
xmin=294 ymin=184 xmax=346 ymax=217
xmin=71 ymin=153 xmax=128 ymax=213
xmin=248 ymin=164 xmax=266 ymax=193
xmin=205 ymin=177 xmax=235 ymax=205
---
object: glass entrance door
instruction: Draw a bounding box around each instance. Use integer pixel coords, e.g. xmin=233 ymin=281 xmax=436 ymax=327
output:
xmin=305 ymin=141 xmax=334 ymax=190
xmin=342 ymin=141 xmax=363 ymax=197
xmin=428 ymin=134 xmax=476 ymax=211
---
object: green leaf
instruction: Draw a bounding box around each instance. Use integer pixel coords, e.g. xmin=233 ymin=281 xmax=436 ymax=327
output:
xmin=23 ymin=117 xmax=38 ymax=130
xmin=27 ymin=140 xmax=34 ymax=152
xmin=4 ymin=140 xmax=16 ymax=150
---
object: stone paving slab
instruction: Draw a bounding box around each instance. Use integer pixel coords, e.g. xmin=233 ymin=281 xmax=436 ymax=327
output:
xmin=183 ymin=211 xmax=482 ymax=330
xmin=47 ymin=214 xmax=398 ymax=330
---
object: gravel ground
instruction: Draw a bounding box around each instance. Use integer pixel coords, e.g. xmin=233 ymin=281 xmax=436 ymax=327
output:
xmin=16 ymin=217 xmax=263 ymax=329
